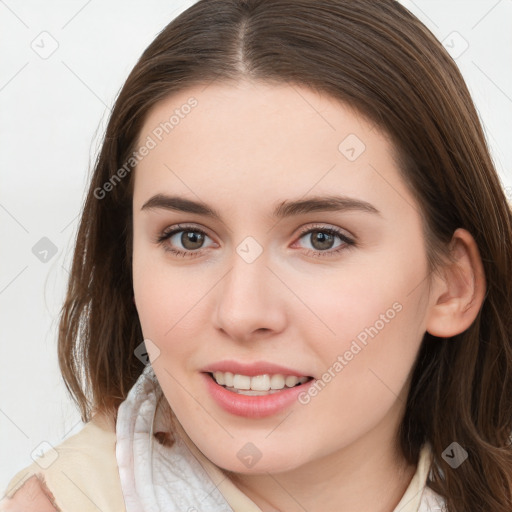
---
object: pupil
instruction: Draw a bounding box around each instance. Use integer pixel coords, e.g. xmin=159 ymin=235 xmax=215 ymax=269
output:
xmin=182 ymin=231 xmax=204 ymax=250
xmin=312 ymin=231 xmax=333 ymax=250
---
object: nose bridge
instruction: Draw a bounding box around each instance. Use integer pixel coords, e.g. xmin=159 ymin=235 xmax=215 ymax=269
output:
xmin=214 ymin=238 xmax=285 ymax=338
xmin=222 ymin=240 xmax=270 ymax=308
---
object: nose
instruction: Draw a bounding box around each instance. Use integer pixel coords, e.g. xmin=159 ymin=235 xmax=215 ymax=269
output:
xmin=213 ymin=248 xmax=287 ymax=343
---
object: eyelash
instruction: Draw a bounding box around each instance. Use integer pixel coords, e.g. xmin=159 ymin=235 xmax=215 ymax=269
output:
xmin=155 ymin=223 xmax=355 ymax=259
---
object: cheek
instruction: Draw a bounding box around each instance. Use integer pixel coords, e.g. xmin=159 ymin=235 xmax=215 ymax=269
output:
xmin=296 ymin=302 xmax=425 ymax=453
xmin=132 ymin=240 xmax=213 ymax=364
xmin=303 ymin=252 xmax=425 ymax=349
xmin=132 ymin=260 xmax=168 ymax=339
xmin=304 ymin=244 xmax=428 ymax=389
xmin=132 ymin=237 xmax=176 ymax=341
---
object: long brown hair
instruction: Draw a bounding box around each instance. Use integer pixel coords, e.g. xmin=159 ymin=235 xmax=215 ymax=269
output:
xmin=58 ymin=0 xmax=512 ymax=509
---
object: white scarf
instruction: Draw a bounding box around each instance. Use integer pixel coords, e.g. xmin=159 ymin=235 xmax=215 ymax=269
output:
xmin=115 ymin=364 xmax=447 ymax=512
xmin=116 ymin=363 xmax=234 ymax=512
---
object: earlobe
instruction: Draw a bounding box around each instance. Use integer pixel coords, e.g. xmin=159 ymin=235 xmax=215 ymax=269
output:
xmin=426 ymin=228 xmax=486 ymax=338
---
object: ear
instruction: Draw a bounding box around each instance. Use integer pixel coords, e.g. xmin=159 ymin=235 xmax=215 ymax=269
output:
xmin=426 ymin=228 xmax=486 ymax=337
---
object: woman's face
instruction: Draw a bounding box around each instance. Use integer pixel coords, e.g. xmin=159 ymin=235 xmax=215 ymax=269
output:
xmin=131 ymin=80 xmax=436 ymax=473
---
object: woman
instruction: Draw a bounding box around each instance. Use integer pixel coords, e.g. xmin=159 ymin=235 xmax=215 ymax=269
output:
xmin=2 ymin=0 xmax=511 ymax=511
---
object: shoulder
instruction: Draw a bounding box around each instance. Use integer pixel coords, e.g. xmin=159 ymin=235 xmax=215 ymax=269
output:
xmin=1 ymin=410 xmax=125 ymax=512
xmin=0 ymin=474 xmax=58 ymax=511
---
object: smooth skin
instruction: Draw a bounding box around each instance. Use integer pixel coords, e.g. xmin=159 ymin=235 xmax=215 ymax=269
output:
xmin=2 ymin=80 xmax=485 ymax=511
xmin=130 ymin=81 xmax=486 ymax=512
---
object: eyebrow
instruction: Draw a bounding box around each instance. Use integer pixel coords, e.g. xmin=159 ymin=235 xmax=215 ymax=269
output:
xmin=141 ymin=193 xmax=381 ymax=220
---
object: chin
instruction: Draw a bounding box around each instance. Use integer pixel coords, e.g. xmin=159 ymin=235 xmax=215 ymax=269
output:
xmin=206 ymin=447 xmax=309 ymax=476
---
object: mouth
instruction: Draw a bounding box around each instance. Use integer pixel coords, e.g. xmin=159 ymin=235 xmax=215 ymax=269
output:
xmin=206 ymin=371 xmax=314 ymax=396
xmin=202 ymin=370 xmax=317 ymax=418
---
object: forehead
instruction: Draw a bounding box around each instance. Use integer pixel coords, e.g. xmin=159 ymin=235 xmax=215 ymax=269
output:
xmin=136 ymin=80 xmax=381 ymax=157
xmin=132 ymin=80 xmax=410 ymax=219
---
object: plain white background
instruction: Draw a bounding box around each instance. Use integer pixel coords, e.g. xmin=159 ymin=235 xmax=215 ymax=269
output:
xmin=0 ymin=0 xmax=511 ymax=494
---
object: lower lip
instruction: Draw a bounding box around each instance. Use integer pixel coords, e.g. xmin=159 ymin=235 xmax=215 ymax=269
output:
xmin=202 ymin=372 xmax=315 ymax=418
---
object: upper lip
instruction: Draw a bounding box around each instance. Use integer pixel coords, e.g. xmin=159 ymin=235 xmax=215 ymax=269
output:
xmin=202 ymin=360 xmax=313 ymax=377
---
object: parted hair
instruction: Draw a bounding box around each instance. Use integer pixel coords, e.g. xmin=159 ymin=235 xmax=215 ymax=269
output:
xmin=58 ymin=1 xmax=512 ymax=510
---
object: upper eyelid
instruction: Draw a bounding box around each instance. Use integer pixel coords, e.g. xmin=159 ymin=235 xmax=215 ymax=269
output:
xmin=160 ymin=223 xmax=212 ymax=239
xmin=298 ymin=223 xmax=352 ymax=237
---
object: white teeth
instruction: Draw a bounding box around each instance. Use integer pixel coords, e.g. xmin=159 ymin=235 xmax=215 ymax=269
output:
xmin=223 ymin=372 xmax=234 ymax=387
xmin=251 ymin=374 xmax=271 ymax=391
xmin=270 ymin=374 xmax=285 ymax=389
xmin=212 ymin=371 xmax=310 ymax=391
xmin=214 ymin=371 xmax=225 ymax=386
xmin=233 ymin=374 xmax=251 ymax=390
xmin=285 ymin=376 xmax=299 ymax=387
xmin=230 ymin=388 xmax=283 ymax=396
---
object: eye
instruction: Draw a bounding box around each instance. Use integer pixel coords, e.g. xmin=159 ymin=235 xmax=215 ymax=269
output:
xmin=294 ymin=224 xmax=355 ymax=257
xmin=155 ymin=224 xmax=215 ymax=258
xmin=155 ymin=223 xmax=355 ymax=259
